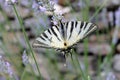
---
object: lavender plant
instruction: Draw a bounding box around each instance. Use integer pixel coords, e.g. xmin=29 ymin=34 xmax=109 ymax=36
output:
xmin=4 ymin=0 xmax=43 ymax=79
xmin=1 ymin=0 xmax=118 ymax=80
xmin=5 ymin=0 xmax=18 ymax=5
xmin=0 ymin=56 xmax=14 ymax=79
xmin=22 ymin=50 xmax=29 ymax=66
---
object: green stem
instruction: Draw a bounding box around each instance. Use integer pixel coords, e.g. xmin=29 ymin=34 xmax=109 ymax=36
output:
xmin=71 ymin=50 xmax=87 ymax=80
xmin=12 ymin=5 xmax=42 ymax=79
xmin=70 ymin=53 xmax=80 ymax=76
xmin=83 ymin=39 xmax=89 ymax=76
xmin=0 ymin=11 xmax=22 ymax=72
xmin=0 ymin=27 xmax=23 ymax=75
xmin=0 ymin=5 xmax=22 ymax=48
xmin=46 ymin=50 xmax=63 ymax=80
xmin=105 ymin=44 xmax=115 ymax=66
xmin=95 ymin=21 xmax=102 ymax=76
xmin=87 ymin=75 xmax=91 ymax=80
xmin=89 ymin=0 xmax=108 ymax=21
xmin=97 ymin=55 xmax=102 ymax=76
xmin=81 ymin=0 xmax=89 ymax=21
xmin=21 ymin=68 xmax=26 ymax=80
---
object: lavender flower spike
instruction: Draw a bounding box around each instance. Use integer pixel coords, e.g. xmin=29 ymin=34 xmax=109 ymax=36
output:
xmin=22 ymin=50 xmax=29 ymax=66
xmin=0 ymin=56 xmax=13 ymax=78
xmin=52 ymin=13 xmax=64 ymax=25
xmin=5 ymin=0 xmax=18 ymax=5
xmin=33 ymin=0 xmax=55 ymax=12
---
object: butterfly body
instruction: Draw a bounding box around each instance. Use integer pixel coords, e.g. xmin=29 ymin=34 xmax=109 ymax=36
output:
xmin=33 ymin=21 xmax=98 ymax=53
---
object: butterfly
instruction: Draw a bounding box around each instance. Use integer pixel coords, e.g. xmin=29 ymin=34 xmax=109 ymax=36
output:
xmin=32 ymin=21 xmax=98 ymax=54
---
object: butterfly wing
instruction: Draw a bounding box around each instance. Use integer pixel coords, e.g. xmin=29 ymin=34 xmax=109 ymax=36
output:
xmin=32 ymin=25 xmax=65 ymax=49
xmin=33 ymin=21 xmax=98 ymax=50
xmin=65 ymin=21 xmax=98 ymax=47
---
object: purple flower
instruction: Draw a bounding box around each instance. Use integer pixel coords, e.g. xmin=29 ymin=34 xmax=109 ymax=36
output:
xmin=112 ymin=7 xmax=120 ymax=44
xmin=32 ymin=0 xmax=55 ymax=12
xmin=39 ymin=6 xmax=47 ymax=12
xmin=5 ymin=62 xmax=13 ymax=77
xmin=22 ymin=50 xmax=29 ymax=66
xmin=115 ymin=7 xmax=120 ymax=27
xmin=106 ymin=72 xmax=117 ymax=80
xmin=52 ymin=13 xmax=63 ymax=25
xmin=32 ymin=1 xmax=40 ymax=11
xmin=0 ymin=56 xmax=13 ymax=78
xmin=5 ymin=0 xmax=18 ymax=5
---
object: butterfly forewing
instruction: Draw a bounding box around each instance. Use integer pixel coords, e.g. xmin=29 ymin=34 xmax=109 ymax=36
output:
xmin=33 ymin=25 xmax=65 ymax=49
xmin=33 ymin=21 xmax=98 ymax=50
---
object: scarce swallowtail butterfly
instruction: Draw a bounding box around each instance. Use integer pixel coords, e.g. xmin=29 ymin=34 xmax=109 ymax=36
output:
xmin=32 ymin=21 xmax=98 ymax=54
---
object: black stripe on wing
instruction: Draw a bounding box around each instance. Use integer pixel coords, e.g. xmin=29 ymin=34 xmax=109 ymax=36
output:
xmin=83 ymin=22 xmax=88 ymax=30
xmin=32 ymin=40 xmax=51 ymax=48
xmin=83 ymin=23 xmax=97 ymax=38
xmin=39 ymin=35 xmax=46 ymax=41
xmin=81 ymin=22 xmax=98 ymax=39
xmin=48 ymin=29 xmax=52 ymax=35
xmin=78 ymin=21 xmax=84 ymax=35
xmin=59 ymin=21 xmax=66 ymax=39
xmin=43 ymin=32 xmax=48 ymax=38
xmin=68 ymin=21 xmax=74 ymax=39
xmin=75 ymin=21 xmax=78 ymax=28
xmin=51 ymin=26 xmax=61 ymax=41
xmin=33 ymin=25 xmax=62 ymax=48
